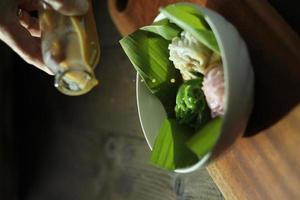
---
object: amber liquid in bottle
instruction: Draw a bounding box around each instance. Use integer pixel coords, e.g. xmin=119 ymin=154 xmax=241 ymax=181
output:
xmin=39 ymin=1 xmax=100 ymax=96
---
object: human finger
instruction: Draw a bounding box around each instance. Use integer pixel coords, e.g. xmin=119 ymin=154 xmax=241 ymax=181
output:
xmin=18 ymin=9 xmax=41 ymax=37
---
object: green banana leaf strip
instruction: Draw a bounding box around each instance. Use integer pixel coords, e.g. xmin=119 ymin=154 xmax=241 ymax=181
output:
xmin=140 ymin=19 xmax=182 ymax=40
xmin=163 ymin=4 xmax=209 ymax=29
xmin=186 ymin=117 xmax=223 ymax=158
xmin=160 ymin=4 xmax=220 ymax=54
xmin=120 ymin=30 xmax=182 ymax=116
xmin=150 ymin=119 xmax=199 ymax=170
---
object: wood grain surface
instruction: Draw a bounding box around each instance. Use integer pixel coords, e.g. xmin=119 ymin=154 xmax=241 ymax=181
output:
xmin=108 ymin=0 xmax=300 ymax=199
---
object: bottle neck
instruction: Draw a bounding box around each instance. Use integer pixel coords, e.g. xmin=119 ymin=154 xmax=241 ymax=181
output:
xmin=55 ymin=68 xmax=98 ymax=96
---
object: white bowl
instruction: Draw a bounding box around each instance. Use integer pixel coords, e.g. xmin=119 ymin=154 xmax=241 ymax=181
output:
xmin=136 ymin=3 xmax=254 ymax=173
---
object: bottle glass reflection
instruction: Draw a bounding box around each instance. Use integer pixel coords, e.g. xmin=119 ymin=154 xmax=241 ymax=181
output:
xmin=39 ymin=1 xmax=100 ymax=96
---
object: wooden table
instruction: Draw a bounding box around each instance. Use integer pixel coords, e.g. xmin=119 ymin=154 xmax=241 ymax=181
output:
xmin=108 ymin=0 xmax=300 ymax=199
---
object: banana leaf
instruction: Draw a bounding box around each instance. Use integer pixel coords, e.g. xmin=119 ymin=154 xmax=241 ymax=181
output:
xmin=140 ymin=19 xmax=182 ymax=40
xmin=150 ymin=119 xmax=198 ymax=170
xmin=120 ymin=3 xmax=224 ymax=171
xmin=160 ymin=4 xmax=220 ymax=54
xmin=187 ymin=117 xmax=223 ymax=158
xmin=120 ymin=30 xmax=182 ymax=116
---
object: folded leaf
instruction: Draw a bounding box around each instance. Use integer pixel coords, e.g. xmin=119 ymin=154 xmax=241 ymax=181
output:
xmin=150 ymin=119 xmax=198 ymax=170
xmin=186 ymin=117 xmax=223 ymax=158
xmin=120 ymin=31 xmax=182 ymax=116
xmin=160 ymin=4 xmax=220 ymax=54
xmin=141 ymin=19 xmax=182 ymax=40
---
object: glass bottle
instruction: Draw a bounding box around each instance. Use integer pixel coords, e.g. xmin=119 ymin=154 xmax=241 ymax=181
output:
xmin=39 ymin=1 xmax=100 ymax=96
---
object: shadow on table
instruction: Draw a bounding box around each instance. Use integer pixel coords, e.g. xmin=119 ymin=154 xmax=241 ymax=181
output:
xmin=205 ymin=0 xmax=300 ymax=137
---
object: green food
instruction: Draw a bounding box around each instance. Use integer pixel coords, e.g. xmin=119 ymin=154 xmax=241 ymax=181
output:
xmin=160 ymin=4 xmax=220 ymax=54
xmin=175 ymin=78 xmax=210 ymax=128
xmin=187 ymin=117 xmax=223 ymax=158
xmin=120 ymin=31 xmax=175 ymax=93
xmin=120 ymin=30 xmax=182 ymax=116
xmin=140 ymin=19 xmax=182 ymax=41
xmin=119 ymin=3 xmax=224 ymax=171
xmin=150 ymin=119 xmax=198 ymax=170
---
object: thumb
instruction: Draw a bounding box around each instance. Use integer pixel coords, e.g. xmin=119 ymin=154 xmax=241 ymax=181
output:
xmin=43 ymin=0 xmax=89 ymax=16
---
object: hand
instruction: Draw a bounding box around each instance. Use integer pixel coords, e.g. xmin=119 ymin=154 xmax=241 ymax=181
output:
xmin=0 ymin=0 xmax=89 ymax=75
